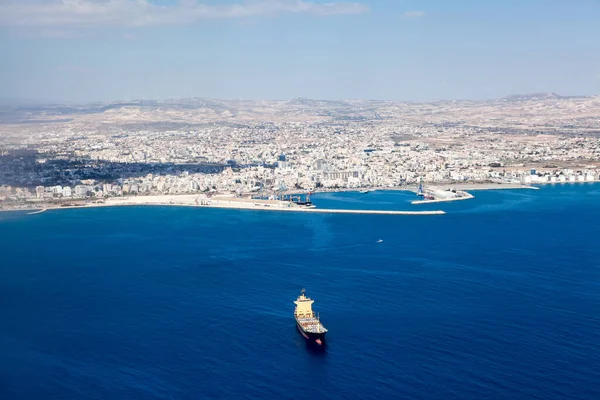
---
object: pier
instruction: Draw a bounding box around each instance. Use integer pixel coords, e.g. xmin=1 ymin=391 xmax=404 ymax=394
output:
xmin=411 ymin=192 xmax=474 ymax=205
xmin=282 ymin=208 xmax=445 ymax=215
xmin=27 ymin=209 xmax=47 ymax=215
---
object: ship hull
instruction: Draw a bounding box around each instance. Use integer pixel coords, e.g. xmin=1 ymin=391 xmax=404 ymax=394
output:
xmin=295 ymin=320 xmax=326 ymax=345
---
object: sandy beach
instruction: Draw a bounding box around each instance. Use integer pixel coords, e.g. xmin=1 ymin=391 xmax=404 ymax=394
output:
xmin=1 ymin=194 xmax=445 ymax=215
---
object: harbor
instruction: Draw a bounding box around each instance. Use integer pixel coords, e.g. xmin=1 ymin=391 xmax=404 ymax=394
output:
xmin=287 ymin=208 xmax=444 ymax=215
xmin=2 ymin=181 xmax=553 ymax=214
xmin=407 ymin=180 xmax=537 ymax=204
xmin=411 ymin=193 xmax=473 ymax=205
xmin=2 ymin=193 xmax=445 ymax=216
xmin=2 ymin=181 xmax=558 ymax=215
xmin=409 ymin=181 xmax=474 ymax=204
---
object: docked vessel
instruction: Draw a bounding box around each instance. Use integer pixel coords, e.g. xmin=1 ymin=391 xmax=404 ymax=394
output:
xmin=294 ymin=289 xmax=328 ymax=345
xmin=291 ymin=192 xmax=315 ymax=208
xmin=293 ymin=199 xmax=315 ymax=208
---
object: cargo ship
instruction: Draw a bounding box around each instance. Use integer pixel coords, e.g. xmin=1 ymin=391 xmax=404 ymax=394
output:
xmin=289 ymin=193 xmax=315 ymax=208
xmin=294 ymin=289 xmax=328 ymax=345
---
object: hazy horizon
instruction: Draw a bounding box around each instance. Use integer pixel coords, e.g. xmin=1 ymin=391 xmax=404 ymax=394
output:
xmin=2 ymin=0 xmax=600 ymax=103
xmin=1 ymin=92 xmax=594 ymax=107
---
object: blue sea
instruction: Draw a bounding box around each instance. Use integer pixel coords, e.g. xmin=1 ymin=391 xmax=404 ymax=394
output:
xmin=1 ymin=184 xmax=600 ymax=399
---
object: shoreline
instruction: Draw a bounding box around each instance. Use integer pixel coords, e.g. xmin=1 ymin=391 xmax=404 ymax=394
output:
xmin=2 ymin=181 xmax=597 ymax=215
xmin=411 ymin=192 xmax=475 ymax=205
xmin=425 ymin=183 xmax=538 ymax=191
xmin=528 ymin=180 xmax=599 ymax=186
xmin=287 ymin=182 xmax=541 ymax=196
xmin=0 ymin=195 xmax=444 ymax=216
xmin=27 ymin=209 xmax=47 ymax=215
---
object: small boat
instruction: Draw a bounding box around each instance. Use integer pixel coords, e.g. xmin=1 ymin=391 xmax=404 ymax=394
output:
xmin=377 ymin=239 xmax=383 ymax=243
xmin=294 ymin=289 xmax=327 ymax=345
xmin=359 ymin=189 xmax=370 ymax=194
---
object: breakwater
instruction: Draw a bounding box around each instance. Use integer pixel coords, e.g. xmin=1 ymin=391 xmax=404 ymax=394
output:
xmin=27 ymin=209 xmax=47 ymax=215
xmin=281 ymin=207 xmax=444 ymax=215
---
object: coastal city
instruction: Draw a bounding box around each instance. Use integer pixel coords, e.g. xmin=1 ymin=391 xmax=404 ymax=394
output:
xmin=1 ymin=93 xmax=599 ymax=210
xmin=5 ymin=2 xmax=600 ymax=399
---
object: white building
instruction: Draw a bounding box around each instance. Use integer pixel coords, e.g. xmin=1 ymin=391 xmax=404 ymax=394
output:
xmin=75 ymin=185 xmax=91 ymax=196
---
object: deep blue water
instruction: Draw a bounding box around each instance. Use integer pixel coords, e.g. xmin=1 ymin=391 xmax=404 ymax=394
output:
xmin=1 ymin=184 xmax=600 ymax=399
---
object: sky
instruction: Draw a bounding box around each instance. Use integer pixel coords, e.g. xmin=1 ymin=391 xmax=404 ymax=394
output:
xmin=1 ymin=0 xmax=599 ymax=103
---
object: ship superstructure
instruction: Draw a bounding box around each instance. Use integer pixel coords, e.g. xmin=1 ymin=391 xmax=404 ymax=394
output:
xmin=294 ymin=289 xmax=327 ymax=345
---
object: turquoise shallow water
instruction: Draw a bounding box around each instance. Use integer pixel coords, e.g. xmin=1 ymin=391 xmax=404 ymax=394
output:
xmin=1 ymin=183 xmax=600 ymax=399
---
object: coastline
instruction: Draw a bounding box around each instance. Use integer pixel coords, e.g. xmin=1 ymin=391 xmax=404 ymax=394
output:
xmin=0 ymin=194 xmax=444 ymax=216
xmin=290 ymin=182 xmax=539 ymax=195
xmin=426 ymin=183 xmax=538 ymax=191
xmin=526 ymin=180 xmax=599 ymax=186
xmin=363 ymin=180 xmax=596 ymax=193
xmin=411 ymin=191 xmax=475 ymax=205
xmin=27 ymin=209 xmax=47 ymax=215
xmin=3 ymin=181 xmax=597 ymax=215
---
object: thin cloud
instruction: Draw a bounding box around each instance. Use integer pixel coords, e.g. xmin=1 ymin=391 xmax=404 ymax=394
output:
xmin=403 ymin=10 xmax=425 ymax=19
xmin=0 ymin=0 xmax=369 ymax=28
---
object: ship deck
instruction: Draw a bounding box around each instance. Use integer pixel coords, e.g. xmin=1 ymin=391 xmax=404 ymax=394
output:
xmin=296 ymin=316 xmax=327 ymax=334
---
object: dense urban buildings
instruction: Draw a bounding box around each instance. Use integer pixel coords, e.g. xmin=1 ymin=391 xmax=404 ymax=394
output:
xmin=1 ymin=93 xmax=599 ymax=207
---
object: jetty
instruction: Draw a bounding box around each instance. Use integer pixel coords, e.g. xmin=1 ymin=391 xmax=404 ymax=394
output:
xmin=27 ymin=209 xmax=47 ymax=215
xmin=280 ymin=208 xmax=444 ymax=215
xmin=411 ymin=192 xmax=474 ymax=205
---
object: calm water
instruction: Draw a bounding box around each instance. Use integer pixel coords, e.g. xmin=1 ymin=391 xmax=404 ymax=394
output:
xmin=1 ymin=184 xmax=600 ymax=399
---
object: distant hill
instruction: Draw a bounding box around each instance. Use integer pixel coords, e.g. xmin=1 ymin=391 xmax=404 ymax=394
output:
xmin=285 ymin=97 xmax=350 ymax=107
xmin=500 ymin=92 xmax=584 ymax=102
